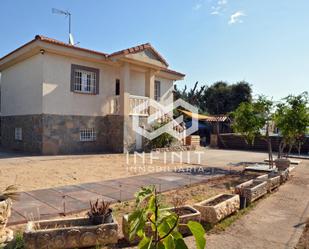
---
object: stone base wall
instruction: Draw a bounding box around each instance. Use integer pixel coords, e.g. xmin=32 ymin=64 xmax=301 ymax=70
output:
xmin=1 ymin=115 xmax=43 ymax=153
xmin=1 ymin=114 xmax=126 ymax=155
xmin=1 ymin=114 xmax=152 ymax=155
xmin=42 ymin=114 xmax=125 ymax=155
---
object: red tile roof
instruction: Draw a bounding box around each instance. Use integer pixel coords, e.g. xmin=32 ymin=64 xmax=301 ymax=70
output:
xmin=0 ymin=35 xmax=185 ymax=77
xmin=161 ymin=68 xmax=185 ymax=77
xmin=35 ymin=35 xmax=109 ymax=57
xmin=109 ymin=42 xmax=169 ymax=67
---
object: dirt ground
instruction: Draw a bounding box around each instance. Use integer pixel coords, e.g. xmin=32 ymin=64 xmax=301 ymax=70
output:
xmin=0 ymin=149 xmax=259 ymax=192
xmin=0 ymin=154 xmax=187 ymax=192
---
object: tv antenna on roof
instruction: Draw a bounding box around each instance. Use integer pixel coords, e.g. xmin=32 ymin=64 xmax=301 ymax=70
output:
xmin=52 ymin=8 xmax=76 ymax=45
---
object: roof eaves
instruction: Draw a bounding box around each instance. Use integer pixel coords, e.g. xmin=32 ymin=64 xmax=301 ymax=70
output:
xmin=108 ymin=43 xmax=169 ymax=67
xmin=35 ymin=35 xmax=109 ymax=58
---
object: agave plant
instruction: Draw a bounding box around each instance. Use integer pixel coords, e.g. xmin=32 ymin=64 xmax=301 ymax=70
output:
xmin=0 ymin=185 xmax=19 ymax=201
xmin=87 ymin=199 xmax=113 ymax=224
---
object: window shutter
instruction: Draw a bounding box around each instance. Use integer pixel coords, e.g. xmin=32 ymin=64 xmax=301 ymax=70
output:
xmin=70 ymin=64 xmax=76 ymax=92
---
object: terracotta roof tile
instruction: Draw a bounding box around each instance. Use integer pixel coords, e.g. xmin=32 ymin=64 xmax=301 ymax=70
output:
xmin=35 ymin=35 xmax=108 ymax=57
xmin=108 ymin=42 xmax=169 ymax=66
xmin=1 ymin=35 xmax=185 ymax=77
xmin=160 ymin=68 xmax=185 ymax=77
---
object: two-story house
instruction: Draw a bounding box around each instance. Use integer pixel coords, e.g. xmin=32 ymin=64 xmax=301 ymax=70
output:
xmin=0 ymin=35 xmax=185 ymax=155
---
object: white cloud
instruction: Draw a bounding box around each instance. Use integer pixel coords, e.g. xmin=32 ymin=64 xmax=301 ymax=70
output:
xmin=229 ymin=11 xmax=246 ymax=24
xmin=193 ymin=3 xmax=202 ymax=11
xmin=218 ymin=0 xmax=227 ymax=6
xmin=210 ymin=0 xmax=228 ymax=15
xmin=211 ymin=10 xmax=220 ymax=15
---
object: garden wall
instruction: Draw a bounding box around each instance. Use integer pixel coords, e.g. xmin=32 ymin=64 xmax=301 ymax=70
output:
xmin=218 ymin=133 xmax=309 ymax=154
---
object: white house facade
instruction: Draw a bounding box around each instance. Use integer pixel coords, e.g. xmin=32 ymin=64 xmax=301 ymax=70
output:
xmin=0 ymin=35 xmax=185 ymax=154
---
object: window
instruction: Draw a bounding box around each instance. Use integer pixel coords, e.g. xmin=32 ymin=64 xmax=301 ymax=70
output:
xmin=115 ymin=79 xmax=120 ymax=96
xmin=80 ymin=128 xmax=96 ymax=142
xmin=154 ymin=80 xmax=161 ymax=101
xmin=71 ymin=64 xmax=99 ymax=94
xmin=15 ymin=128 xmax=22 ymax=141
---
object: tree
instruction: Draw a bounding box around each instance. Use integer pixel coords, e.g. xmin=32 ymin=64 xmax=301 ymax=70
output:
xmin=128 ymin=186 xmax=206 ymax=249
xmin=203 ymin=81 xmax=252 ymax=115
xmin=232 ymin=96 xmax=274 ymax=167
xmin=174 ymin=81 xmax=252 ymax=115
xmin=230 ymin=81 xmax=252 ymax=110
xmin=274 ymin=92 xmax=309 ymax=158
xmin=174 ymin=82 xmax=205 ymax=112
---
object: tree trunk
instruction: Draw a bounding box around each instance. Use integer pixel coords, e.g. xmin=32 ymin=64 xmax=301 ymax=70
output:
xmin=287 ymin=144 xmax=293 ymax=158
xmin=278 ymin=140 xmax=286 ymax=159
xmin=265 ymin=123 xmax=273 ymax=168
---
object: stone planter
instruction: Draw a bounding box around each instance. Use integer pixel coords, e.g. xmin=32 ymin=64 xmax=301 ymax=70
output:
xmin=235 ymin=180 xmax=268 ymax=204
xmin=257 ymin=173 xmax=281 ymax=192
xmin=280 ymin=169 xmax=290 ymax=184
xmin=275 ymin=158 xmax=291 ymax=171
xmin=0 ymin=198 xmax=13 ymax=246
xmin=122 ymin=205 xmax=201 ymax=242
xmin=193 ymin=194 xmax=240 ymax=224
xmin=23 ymin=216 xmax=118 ymax=249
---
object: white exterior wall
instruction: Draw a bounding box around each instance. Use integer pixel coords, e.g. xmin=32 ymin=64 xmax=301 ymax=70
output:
xmin=129 ymin=70 xmax=145 ymax=96
xmin=42 ymin=53 xmax=118 ymax=116
xmin=0 ymin=52 xmax=176 ymax=117
xmin=155 ymin=76 xmax=174 ymax=105
xmin=0 ymin=54 xmax=43 ymax=116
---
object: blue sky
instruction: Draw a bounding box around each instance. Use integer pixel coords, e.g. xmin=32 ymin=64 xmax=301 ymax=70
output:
xmin=0 ymin=0 xmax=308 ymax=100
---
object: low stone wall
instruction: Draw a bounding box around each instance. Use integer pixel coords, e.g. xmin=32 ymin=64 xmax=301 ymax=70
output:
xmin=218 ymin=133 xmax=309 ymax=154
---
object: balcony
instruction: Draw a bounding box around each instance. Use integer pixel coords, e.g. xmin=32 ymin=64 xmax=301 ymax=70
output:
xmin=129 ymin=95 xmax=149 ymax=116
xmin=108 ymin=95 xmax=150 ymax=116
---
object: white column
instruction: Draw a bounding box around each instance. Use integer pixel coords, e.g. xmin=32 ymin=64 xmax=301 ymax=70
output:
xmin=120 ymin=62 xmax=130 ymax=115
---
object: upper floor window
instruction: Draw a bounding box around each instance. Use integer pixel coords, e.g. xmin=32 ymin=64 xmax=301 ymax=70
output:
xmin=154 ymin=80 xmax=161 ymax=101
xmin=71 ymin=64 xmax=100 ymax=94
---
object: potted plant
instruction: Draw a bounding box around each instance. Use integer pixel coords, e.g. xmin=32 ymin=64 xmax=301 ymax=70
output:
xmin=194 ymin=194 xmax=240 ymax=224
xmin=24 ymin=199 xmax=118 ymax=249
xmin=0 ymin=185 xmax=19 ymax=246
xmin=274 ymin=158 xmax=291 ymax=171
xmin=88 ymin=199 xmax=113 ymax=225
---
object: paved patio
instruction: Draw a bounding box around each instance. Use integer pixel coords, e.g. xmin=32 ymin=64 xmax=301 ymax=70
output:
xmin=8 ymin=167 xmax=230 ymax=225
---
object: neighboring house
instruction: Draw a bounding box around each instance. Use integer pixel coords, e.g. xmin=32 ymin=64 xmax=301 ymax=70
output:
xmin=0 ymin=35 xmax=185 ymax=155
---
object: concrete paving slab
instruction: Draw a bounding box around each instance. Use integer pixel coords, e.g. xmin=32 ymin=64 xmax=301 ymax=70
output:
xmin=8 ymin=164 xmax=227 ymax=225
xmin=57 ymin=189 xmax=116 ymax=203
xmin=26 ymin=189 xmax=88 ymax=214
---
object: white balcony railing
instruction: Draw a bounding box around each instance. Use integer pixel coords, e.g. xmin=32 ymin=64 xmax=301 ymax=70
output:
xmin=108 ymin=95 xmax=149 ymax=116
xmin=129 ymin=95 xmax=149 ymax=116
